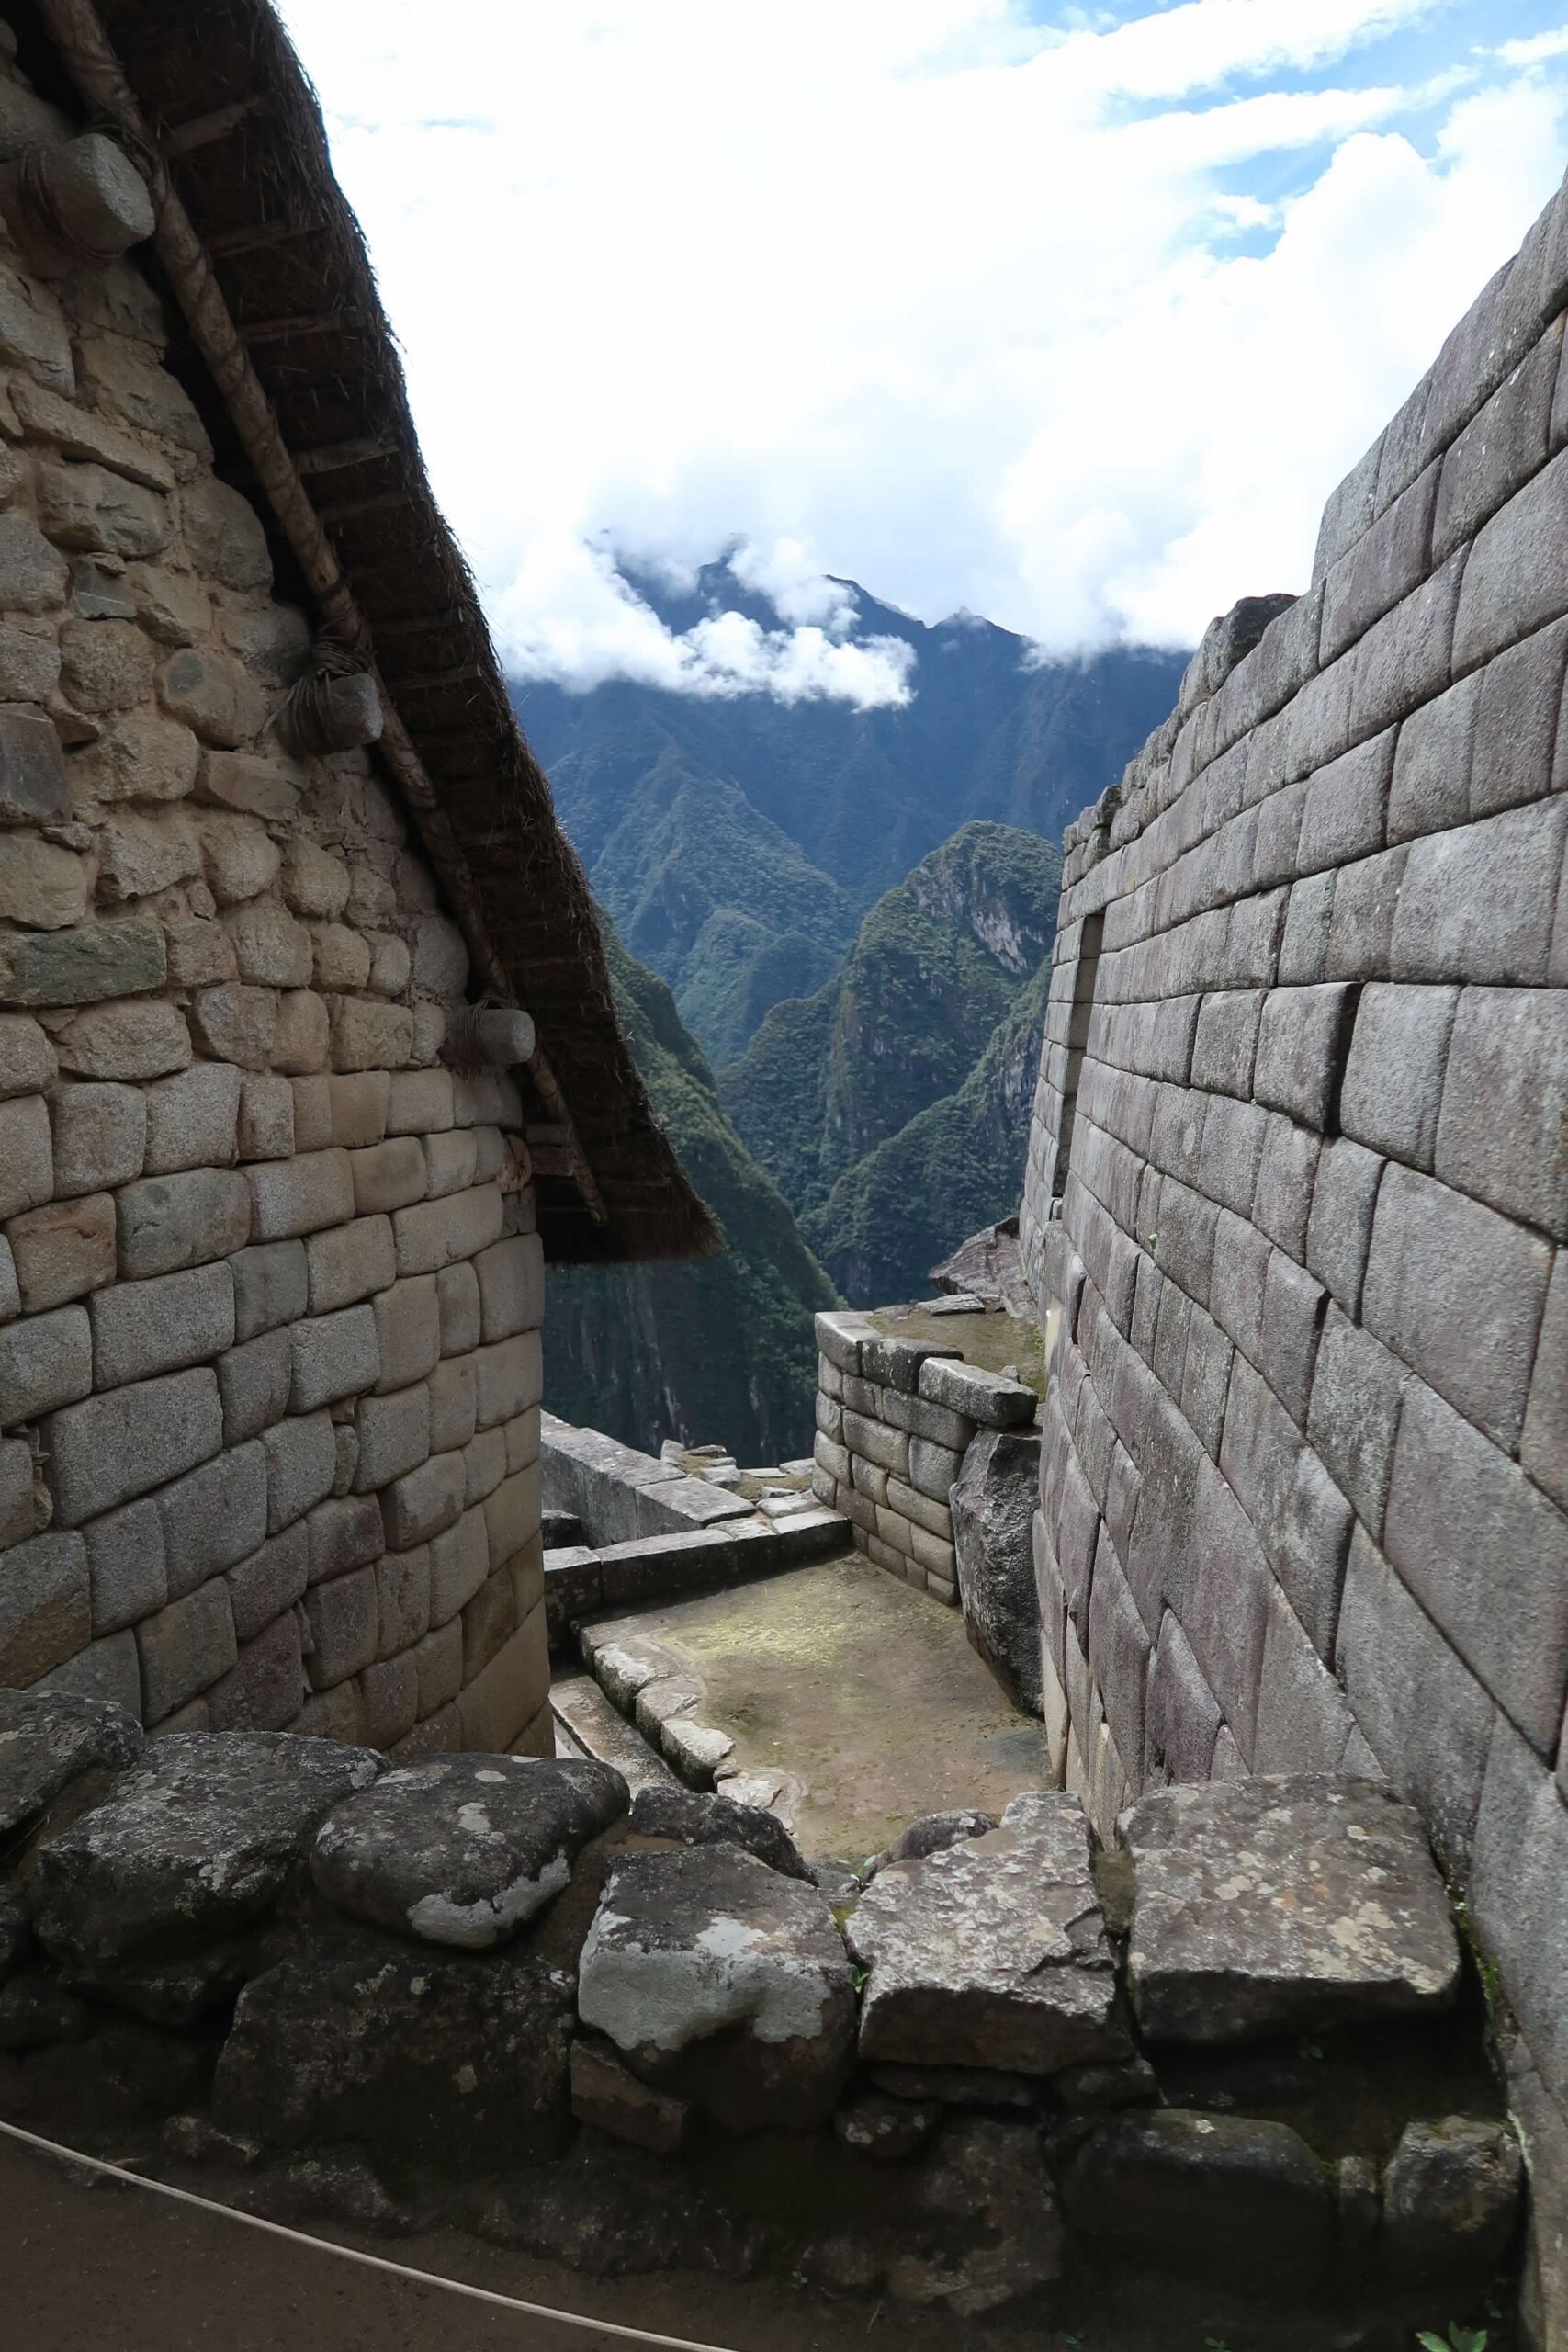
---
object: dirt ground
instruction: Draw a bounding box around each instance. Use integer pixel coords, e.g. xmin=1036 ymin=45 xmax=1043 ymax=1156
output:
xmin=582 ymin=1552 xmax=1053 ymax=1865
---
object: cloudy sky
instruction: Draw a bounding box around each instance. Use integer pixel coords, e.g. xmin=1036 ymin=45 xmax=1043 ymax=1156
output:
xmin=277 ymin=2 xmax=1568 ymax=706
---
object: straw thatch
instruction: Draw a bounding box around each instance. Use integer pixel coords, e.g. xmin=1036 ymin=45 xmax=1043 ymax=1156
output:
xmin=17 ymin=0 xmax=719 ymax=1265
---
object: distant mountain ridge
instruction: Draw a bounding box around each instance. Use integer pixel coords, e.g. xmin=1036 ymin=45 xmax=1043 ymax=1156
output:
xmin=721 ymin=823 xmax=1064 ymax=1305
xmin=514 ymin=558 xmax=1185 ymax=1060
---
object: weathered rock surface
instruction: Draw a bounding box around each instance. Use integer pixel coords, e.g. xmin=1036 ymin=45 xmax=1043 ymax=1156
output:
xmin=833 ymin=2086 xmax=940 ymax=2159
xmin=310 ymin=1754 xmax=627 ymax=1949
xmin=1065 ymin=2110 xmax=1334 ymax=2278
xmin=0 ymin=1686 xmax=142 ymax=1838
xmin=626 ymin=1782 xmax=810 ymax=1882
xmin=211 ymin=1928 xmax=574 ymax=2168
xmin=1121 ymin=1776 xmax=1461 ymax=2044
xmin=868 ymin=1806 xmax=994 ymax=1876
xmin=848 ymin=1791 xmax=1123 ymax=2074
xmin=570 ymin=2034 xmax=690 ymax=2153
xmin=951 ymin=1427 xmax=1043 ymax=1713
xmin=477 ymin=2140 xmax=767 ymax=2278
xmin=892 ymin=2117 xmax=1065 ymax=2314
xmin=577 ymin=1841 xmax=855 ymax=2132
xmin=1383 ymin=2116 xmax=1524 ymax=2275
xmin=32 ymin=1732 xmax=379 ymax=1968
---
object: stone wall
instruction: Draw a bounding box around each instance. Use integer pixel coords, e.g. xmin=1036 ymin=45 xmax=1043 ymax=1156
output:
xmin=1021 ymin=168 xmax=1568 ymax=2320
xmin=810 ymin=1311 xmax=1038 ymax=1604
xmin=0 ymin=38 xmax=547 ymax=1756
xmin=0 ymin=1688 xmax=1526 ymax=2330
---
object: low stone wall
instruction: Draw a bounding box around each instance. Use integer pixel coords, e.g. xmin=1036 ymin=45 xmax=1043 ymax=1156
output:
xmin=0 ymin=1687 xmax=1526 ymax=2328
xmin=810 ymin=1311 xmax=1037 ymax=1605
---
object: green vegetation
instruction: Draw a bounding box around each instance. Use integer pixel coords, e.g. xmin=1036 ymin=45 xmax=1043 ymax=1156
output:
xmin=543 ymin=914 xmax=840 ymax=1462
xmin=720 ymin=824 xmax=1061 ymax=1303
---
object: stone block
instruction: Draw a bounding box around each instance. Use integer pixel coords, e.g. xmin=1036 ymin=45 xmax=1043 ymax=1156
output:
xmin=1206 ymin=1206 xmax=1269 ymax=1363
xmin=1392 ymin=797 xmax=1568 ymax=987
xmin=1339 ymin=983 xmax=1458 ymax=1171
xmin=262 ymin=1409 xmax=336 ymax=1534
xmin=1252 ymin=984 xmax=1355 ymax=1133
xmin=382 ymin=1449 xmax=466 ymax=1550
xmin=1251 ymin=1114 xmax=1318 ymax=1263
xmin=1363 ymin=1162 xmax=1551 ymax=1452
xmin=917 ymin=1355 xmax=1036 ymax=1430
xmin=473 ymin=1333 xmax=540 ymax=1429
xmin=0 ymin=1093 xmax=51 ymax=1220
xmin=1251 ymin=1582 xmax=1356 ymax=1775
xmin=1179 ymin=1302 xmax=1232 ymax=1461
xmin=54 ymin=997 xmax=191 ymax=1083
xmin=246 ymin=1148 xmax=354 ymax=1243
xmin=6 ymin=1193 xmax=116 ymax=1313
xmin=302 ymin=1563 xmax=378 ymax=1690
xmin=304 ymin=1214 xmax=394 ymax=1315
xmin=371 ymin=1273 xmax=440 ymax=1395
xmin=1472 ymin=616 xmax=1568 ymax=829
xmin=134 ymin=1065 xmax=239 ymax=1181
xmin=1144 ymin=1611 xmax=1221 ymax=1782
xmin=48 ymin=1081 xmax=146 ymax=1206
xmin=45 ymin=1366 xmax=220 ymax=1526
xmin=84 ymin=1495 xmax=166 ymax=1634
xmin=1304 ymin=1136 xmax=1383 ymax=1318
xmin=1190 ymin=989 xmax=1263 ymax=1099
xmin=208 ymin=1612 xmax=304 ymax=1734
xmin=427 ymin=1355 xmax=478 ymax=1453
xmin=354 ymin=1382 xmax=431 ymax=1491
xmin=328 ymin=997 xmax=412 ymax=1073
xmin=436 ymin=1261 xmax=480 ymax=1356
xmin=1435 ymin=312 xmax=1562 ymax=560
xmin=214 ymin=1326 xmax=291 ymax=1447
xmin=391 ymin=1184 xmax=504 ymax=1278
xmin=1387 ymin=669 xmax=1478 ymax=843
xmin=0 ymin=702 xmax=67 ymax=830
xmin=196 ymin=808 xmax=280 ymax=908
xmin=357 ymin=1651 xmax=418 ymax=1748
xmin=1195 ymin=1093 xmax=1269 ymax=1215
xmin=815 ymin=1311 xmax=876 ymax=1374
xmin=135 ymin=1580 xmax=236 ymax=1722
xmin=383 ymin=1067 xmax=452 ymax=1135
xmin=377 ymin=1544 xmax=432 ymax=1659
xmin=229 ymin=1238 xmax=307 ymax=1340
xmin=1384 ymin=1378 xmax=1568 ymax=1756
xmin=1468 ymin=1714 xmax=1568 ymax=2121
xmin=484 ymin=1464 xmax=538 ymax=1567
xmin=457 ymin=1609 xmax=549 ymax=1752
xmin=159 ymin=1440 xmax=269 ymax=1600
xmin=1296 ymin=729 xmax=1396 ymax=872
xmin=1451 ymin=440 xmax=1568 ymax=671
xmin=462 ymin=1565 xmax=517 ymax=1680
xmin=188 ymin=983 xmax=276 ymax=1070
xmin=117 ymin=1167 xmax=251 ymax=1279
xmin=223 ymin=899 xmax=312 ymax=990
xmin=1436 ymin=984 xmax=1568 ymax=1240
xmin=429 ymin=1506 xmax=491 ymax=1626
xmin=1258 ymin=1251 xmax=1328 ymax=1430
xmin=306 ymin=1493 xmax=385 ymax=1589
xmin=0 ymin=1015 xmax=55 ymax=1099
xmin=1348 ymin=548 xmax=1463 ymax=741
xmin=474 ymin=1233 xmax=544 ymax=1343
xmin=0 ymin=832 xmax=87 ymax=931
xmin=424 ymin=1128 xmax=478 ymax=1199
xmin=0 ymin=1237 xmax=15 ymax=1327
xmin=91 ymin=1260 xmax=235 ymax=1390
xmin=1522 ymin=1255 xmax=1568 ymax=1513
xmin=237 ymin=1073 xmax=293 ymax=1161
xmin=1121 ymin=1776 xmax=1458 ymax=2043
xmin=1336 ymin=1527 xmax=1495 ymax=1870
xmin=269 ymin=989 xmax=329 ymax=1075
xmin=93 ymin=808 xmax=198 ymax=905
xmin=226 ymin=1523 xmax=309 ymax=1643
xmin=841 ymin=1410 xmax=908 ymax=1479
xmin=0 ymin=1301 xmax=93 ymax=1426
xmin=347 ymin=1136 xmax=425 ymax=1216
xmin=0 ymin=1432 xmax=39 ymax=1548
xmin=0 ymin=1530 xmax=89 ymax=1684
xmin=1325 ymin=846 xmax=1406 ymax=981
xmin=310 ymin=922 xmax=370 ymax=991
xmin=464 ymin=1426 xmax=508 ymax=1507
xmin=325 ymin=1073 xmax=389 ymax=1150
xmin=1306 ymin=1306 xmax=1404 ymax=1539
xmin=289 ymin=1304 xmax=379 ymax=1413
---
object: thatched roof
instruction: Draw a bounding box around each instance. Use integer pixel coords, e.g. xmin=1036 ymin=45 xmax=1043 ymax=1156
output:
xmin=17 ymin=0 xmax=718 ymax=1266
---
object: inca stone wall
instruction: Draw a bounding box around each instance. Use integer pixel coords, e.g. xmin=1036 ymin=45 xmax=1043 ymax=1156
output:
xmin=0 ymin=36 xmax=547 ymax=1755
xmin=1021 ymin=165 xmax=1568 ymax=2285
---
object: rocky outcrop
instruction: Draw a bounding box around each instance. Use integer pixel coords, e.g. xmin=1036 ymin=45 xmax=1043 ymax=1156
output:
xmin=951 ymin=1425 xmax=1043 ymax=1713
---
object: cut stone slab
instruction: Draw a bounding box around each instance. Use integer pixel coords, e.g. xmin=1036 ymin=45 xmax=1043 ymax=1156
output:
xmin=212 ymin=1926 xmax=573 ymax=2170
xmin=32 ymin=1731 xmax=379 ymax=1969
xmin=549 ymin=1674 xmax=677 ymax=1796
xmin=626 ymin=1782 xmax=811 ymax=1882
xmin=570 ymin=2034 xmax=690 ymax=2154
xmin=847 ymin=1790 xmax=1123 ymax=2074
xmin=0 ymin=1686 xmax=142 ymax=1838
xmin=1383 ymin=2116 xmax=1524 ymax=2275
xmin=1120 ymin=1774 xmax=1461 ymax=2045
xmin=577 ymin=1841 xmax=856 ymax=2132
xmin=310 ymin=1753 xmax=628 ymax=1950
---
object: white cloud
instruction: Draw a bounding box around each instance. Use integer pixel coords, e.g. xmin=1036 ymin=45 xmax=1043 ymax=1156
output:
xmin=277 ymin=0 xmax=1568 ymax=689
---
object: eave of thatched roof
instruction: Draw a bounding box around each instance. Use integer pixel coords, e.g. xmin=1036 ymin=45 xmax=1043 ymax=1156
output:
xmin=18 ymin=0 xmax=718 ymax=1266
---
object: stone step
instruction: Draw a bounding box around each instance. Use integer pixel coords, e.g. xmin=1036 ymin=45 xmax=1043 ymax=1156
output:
xmin=550 ymin=1673 xmax=678 ymax=1794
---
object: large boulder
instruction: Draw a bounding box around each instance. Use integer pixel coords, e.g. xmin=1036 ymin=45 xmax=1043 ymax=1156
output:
xmin=310 ymin=1755 xmax=627 ymax=1949
xmin=1383 ymin=2117 xmax=1524 ymax=2276
xmin=1121 ymin=1776 xmax=1461 ymax=2045
xmin=1065 ymin=2109 xmax=1334 ymax=2281
xmin=848 ymin=1791 xmax=1123 ymax=2075
xmin=892 ymin=2117 xmax=1065 ymax=2314
xmin=950 ymin=1428 xmax=1043 ymax=1714
xmin=32 ymin=1732 xmax=379 ymax=1971
xmin=626 ymin=1783 xmax=810 ymax=1882
xmin=211 ymin=1927 xmax=574 ymax=2170
xmin=0 ymin=1687 xmax=143 ymax=1838
xmin=577 ymin=1841 xmax=855 ymax=2132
